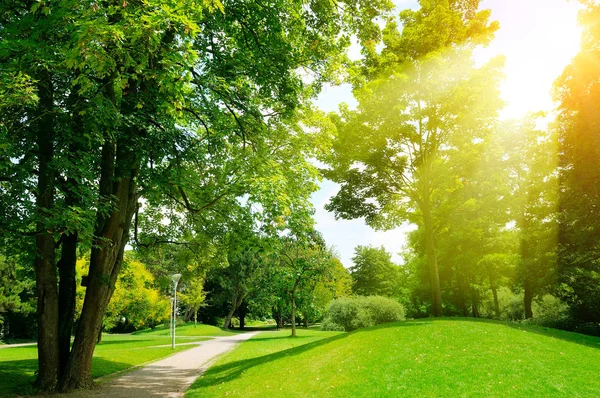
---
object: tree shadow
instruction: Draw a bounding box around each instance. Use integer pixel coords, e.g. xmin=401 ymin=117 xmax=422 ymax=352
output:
xmin=190 ymin=332 xmax=349 ymax=390
xmin=501 ymin=319 xmax=600 ymax=350
xmin=0 ymin=358 xmax=38 ymax=397
xmin=0 ymin=356 xmax=143 ymax=397
xmin=90 ymin=357 xmax=145 ymax=379
xmin=427 ymin=316 xmax=600 ymax=351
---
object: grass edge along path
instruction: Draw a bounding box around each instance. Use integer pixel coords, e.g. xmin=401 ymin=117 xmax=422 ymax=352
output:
xmin=186 ymin=318 xmax=600 ymax=398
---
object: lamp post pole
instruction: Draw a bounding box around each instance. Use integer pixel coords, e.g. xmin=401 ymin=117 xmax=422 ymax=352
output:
xmin=171 ymin=273 xmax=182 ymax=349
xmin=169 ymin=297 xmax=174 ymax=337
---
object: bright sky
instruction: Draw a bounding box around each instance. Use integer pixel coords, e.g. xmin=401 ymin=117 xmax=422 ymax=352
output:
xmin=312 ymin=0 xmax=583 ymax=267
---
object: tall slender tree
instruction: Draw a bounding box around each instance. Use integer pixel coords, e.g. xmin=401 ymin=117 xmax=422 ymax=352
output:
xmin=323 ymin=0 xmax=502 ymax=316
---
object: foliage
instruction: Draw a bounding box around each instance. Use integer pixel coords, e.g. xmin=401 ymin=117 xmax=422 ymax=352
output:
xmin=322 ymin=296 xmax=405 ymax=332
xmin=0 ymin=255 xmax=36 ymax=339
xmin=554 ymin=0 xmax=600 ymax=324
xmin=179 ymin=277 xmax=207 ymax=326
xmin=274 ymin=229 xmax=337 ymax=335
xmin=350 ymin=246 xmax=401 ymax=297
xmin=75 ymin=256 xmax=170 ymax=332
xmin=322 ymin=0 xmax=503 ymax=316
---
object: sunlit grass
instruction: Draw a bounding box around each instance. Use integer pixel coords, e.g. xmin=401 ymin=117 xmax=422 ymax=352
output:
xmin=186 ymin=318 xmax=600 ymax=397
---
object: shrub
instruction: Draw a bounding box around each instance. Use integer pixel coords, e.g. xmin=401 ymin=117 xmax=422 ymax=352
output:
xmin=322 ymin=296 xmax=405 ymax=332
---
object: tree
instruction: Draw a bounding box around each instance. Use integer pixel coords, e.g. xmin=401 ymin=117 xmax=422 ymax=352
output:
xmin=499 ymin=117 xmax=559 ymax=319
xmin=555 ymin=1 xmax=600 ymax=324
xmin=350 ymin=246 xmax=400 ymax=297
xmin=0 ymin=0 xmax=393 ymax=391
xmin=277 ymin=230 xmax=334 ymax=337
xmin=210 ymin=239 xmax=267 ymax=330
xmin=323 ymin=0 xmax=502 ymax=316
xmin=74 ymin=256 xmax=170 ymax=337
xmin=298 ymin=257 xmax=352 ymax=326
xmin=179 ymin=277 xmax=207 ymax=327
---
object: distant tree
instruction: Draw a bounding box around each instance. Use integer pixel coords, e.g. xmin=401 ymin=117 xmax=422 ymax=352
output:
xmin=500 ymin=117 xmax=559 ymax=319
xmin=277 ymin=230 xmax=334 ymax=337
xmin=215 ymin=243 xmax=267 ymax=330
xmin=179 ymin=277 xmax=207 ymax=328
xmin=350 ymin=246 xmax=400 ymax=298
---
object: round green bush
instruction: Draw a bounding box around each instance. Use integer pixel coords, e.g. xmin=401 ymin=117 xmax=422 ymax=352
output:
xmin=322 ymin=296 xmax=405 ymax=332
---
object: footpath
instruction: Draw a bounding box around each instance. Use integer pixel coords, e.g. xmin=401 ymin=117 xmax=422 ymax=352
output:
xmin=67 ymin=332 xmax=258 ymax=398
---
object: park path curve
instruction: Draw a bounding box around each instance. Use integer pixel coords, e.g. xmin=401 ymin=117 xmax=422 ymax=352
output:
xmin=66 ymin=331 xmax=258 ymax=398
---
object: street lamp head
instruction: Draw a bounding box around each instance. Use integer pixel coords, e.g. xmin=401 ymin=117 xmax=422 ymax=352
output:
xmin=171 ymin=273 xmax=182 ymax=284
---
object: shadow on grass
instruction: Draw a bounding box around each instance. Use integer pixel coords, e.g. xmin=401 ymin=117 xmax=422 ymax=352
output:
xmin=190 ymin=332 xmax=349 ymax=391
xmin=90 ymin=357 xmax=142 ymax=379
xmin=501 ymin=319 xmax=600 ymax=350
xmin=0 ymin=358 xmax=38 ymax=397
xmin=189 ymin=321 xmax=428 ymax=391
xmin=426 ymin=317 xmax=600 ymax=351
xmin=0 ymin=356 xmax=139 ymax=397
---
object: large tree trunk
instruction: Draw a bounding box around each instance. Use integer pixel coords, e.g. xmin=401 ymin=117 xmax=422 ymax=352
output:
xmin=238 ymin=302 xmax=247 ymax=330
xmin=34 ymin=70 xmax=60 ymax=391
xmin=57 ymin=87 xmax=85 ymax=378
xmin=224 ymin=291 xmax=242 ymax=329
xmin=58 ymin=134 xmax=139 ymax=391
xmin=57 ymin=232 xmax=77 ymax=378
xmin=422 ymin=197 xmax=443 ymax=317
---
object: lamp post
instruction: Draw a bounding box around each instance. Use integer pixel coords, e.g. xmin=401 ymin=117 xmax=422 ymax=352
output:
xmin=171 ymin=273 xmax=182 ymax=349
xmin=169 ymin=297 xmax=174 ymax=337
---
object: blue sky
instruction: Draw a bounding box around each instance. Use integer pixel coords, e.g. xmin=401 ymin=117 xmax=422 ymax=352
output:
xmin=311 ymin=0 xmax=583 ymax=267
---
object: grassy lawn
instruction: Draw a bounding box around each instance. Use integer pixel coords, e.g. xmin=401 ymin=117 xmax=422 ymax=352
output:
xmin=186 ymin=318 xmax=600 ymax=397
xmin=133 ymin=322 xmax=242 ymax=337
xmin=0 ymin=334 xmax=209 ymax=398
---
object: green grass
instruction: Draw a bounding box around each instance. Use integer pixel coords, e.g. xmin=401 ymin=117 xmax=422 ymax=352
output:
xmin=0 ymin=334 xmax=209 ymax=397
xmin=133 ymin=322 xmax=242 ymax=337
xmin=186 ymin=318 xmax=600 ymax=397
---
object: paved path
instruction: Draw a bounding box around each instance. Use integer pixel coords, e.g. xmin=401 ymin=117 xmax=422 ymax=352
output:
xmin=67 ymin=332 xmax=258 ymax=398
xmin=0 ymin=342 xmax=37 ymax=348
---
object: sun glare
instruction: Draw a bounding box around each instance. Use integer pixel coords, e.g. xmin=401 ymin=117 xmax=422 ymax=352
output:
xmin=477 ymin=0 xmax=583 ymax=119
